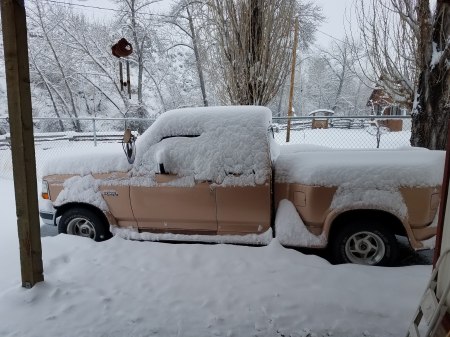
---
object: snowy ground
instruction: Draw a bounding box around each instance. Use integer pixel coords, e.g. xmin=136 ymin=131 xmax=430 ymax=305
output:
xmin=0 ymin=177 xmax=432 ymax=337
xmin=274 ymin=128 xmax=411 ymax=149
xmin=0 ymin=126 xmax=434 ymax=337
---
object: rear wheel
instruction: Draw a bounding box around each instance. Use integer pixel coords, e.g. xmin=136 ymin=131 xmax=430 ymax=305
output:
xmin=58 ymin=207 xmax=111 ymax=242
xmin=331 ymin=219 xmax=398 ymax=266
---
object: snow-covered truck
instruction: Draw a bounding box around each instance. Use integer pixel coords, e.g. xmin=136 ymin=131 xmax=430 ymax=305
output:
xmin=39 ymin=106 xmax=445 ymax=266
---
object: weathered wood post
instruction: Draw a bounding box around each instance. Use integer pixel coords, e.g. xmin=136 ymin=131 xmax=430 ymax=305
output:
xmin=1 ymin=0 xmax=44 ymax=288
xmin=286 ymin=17 xmax=299 ymax=143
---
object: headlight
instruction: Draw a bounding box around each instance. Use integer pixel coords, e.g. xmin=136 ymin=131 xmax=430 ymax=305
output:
xmin=41 ymin=180 xmax=50 ymax=200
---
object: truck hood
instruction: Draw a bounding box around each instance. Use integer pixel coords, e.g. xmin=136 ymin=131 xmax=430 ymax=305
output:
xmin=42 ymin=146 xmax=132 ymax=176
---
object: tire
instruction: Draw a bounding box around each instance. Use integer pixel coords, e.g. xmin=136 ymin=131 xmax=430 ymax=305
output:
xmin=58 ymin=207 xmax=111 ymax=242
xmin=330 ymin=219 xmax=398 ymax=266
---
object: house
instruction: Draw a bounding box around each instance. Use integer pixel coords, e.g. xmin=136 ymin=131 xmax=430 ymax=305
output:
xmin=366 ymin=86 xmax=408 ymax=132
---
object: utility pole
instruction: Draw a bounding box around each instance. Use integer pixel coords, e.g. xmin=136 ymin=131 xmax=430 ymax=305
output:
xmin=1 ymin=0 xmax=44 ymax=288
xmin=286 ymin=17 xmax=299 ymax=143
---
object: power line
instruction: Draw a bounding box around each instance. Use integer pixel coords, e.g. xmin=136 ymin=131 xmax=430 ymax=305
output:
xmin=39 ymin=0 xmax=177 ymax=19
xmin=316 ymin=29 xmax=348 ymax=44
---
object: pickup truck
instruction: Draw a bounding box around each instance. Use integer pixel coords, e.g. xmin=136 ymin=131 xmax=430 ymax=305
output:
xmin=39 ymin=106 xmax=445 ymax=266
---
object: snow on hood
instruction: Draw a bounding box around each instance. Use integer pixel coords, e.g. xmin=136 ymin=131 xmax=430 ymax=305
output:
xmin=42 ymin=145 xmax=131 ymax=176
xmin=275 ymin=147 xmax=445 ymax=188
xmin=133 ymin=106 xmax=272 ymax=185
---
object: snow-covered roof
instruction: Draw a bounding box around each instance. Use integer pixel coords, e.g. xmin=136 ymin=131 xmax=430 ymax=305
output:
xmin=308 ymin=109 xmax=335 ymax=116
xmin=275 ymin=146 xmax=445 ymax=188
xmin=133 ymin=106 xmax=273 ymax=185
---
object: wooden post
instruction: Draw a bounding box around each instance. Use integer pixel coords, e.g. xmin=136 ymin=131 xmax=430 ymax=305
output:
xmin=286 ymin=17 xmax=299 ymax=143
xmin=1 ymin=0 xmax=44 ymax=288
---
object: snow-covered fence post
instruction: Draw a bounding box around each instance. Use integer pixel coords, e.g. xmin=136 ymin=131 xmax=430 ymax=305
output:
xmin=93 ymin=118 xmax=97 ymax=147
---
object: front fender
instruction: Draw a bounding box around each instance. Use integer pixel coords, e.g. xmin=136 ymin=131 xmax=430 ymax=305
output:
xmin=54 ymin=175 xmax=108 ymax=212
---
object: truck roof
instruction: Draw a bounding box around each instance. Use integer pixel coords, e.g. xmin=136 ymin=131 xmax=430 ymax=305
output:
xmin=134 ymin=106 xmax=273 ymax=185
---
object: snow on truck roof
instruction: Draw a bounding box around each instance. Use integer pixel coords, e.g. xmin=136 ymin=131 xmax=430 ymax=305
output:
xmin=134 ymin=106 xmax=273 ymax=185
xmin=136 ymin=106 xmax=272 ymax=147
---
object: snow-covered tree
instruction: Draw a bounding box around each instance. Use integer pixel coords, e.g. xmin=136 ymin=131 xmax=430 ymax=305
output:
xmin=270 ymin=38 xmax=371 ymax=117
xmin=349 ymin=0 xmax=418 ymax=109
xmin=166 ymin=0 xmax=209 ymax=106
xmin=27 ymin=1 xmax=83 ymax=131
xmin=207 ymin=0 xmax=323 ymax=106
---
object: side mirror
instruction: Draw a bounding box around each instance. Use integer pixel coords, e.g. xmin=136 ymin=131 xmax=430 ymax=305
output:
xmin=269 ymin=124 xmax=280 ymax=133
xmin=121 ymin=128 xmax=136 ymax=164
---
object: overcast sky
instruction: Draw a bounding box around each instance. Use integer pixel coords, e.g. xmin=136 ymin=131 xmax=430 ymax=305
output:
xmin=75 ymin=0 xmax=354 ymax=49
xmin=315 ymin=0 xmax=354 ymax=46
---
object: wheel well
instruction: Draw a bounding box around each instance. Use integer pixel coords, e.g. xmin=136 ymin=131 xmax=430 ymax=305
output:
xmin=329 ymin=209 xmax=407 ymax=239
xmin=55 ymin=203 xmax=109 ymax=228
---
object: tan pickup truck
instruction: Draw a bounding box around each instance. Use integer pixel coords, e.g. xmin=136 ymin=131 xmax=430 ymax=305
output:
xmin=39 ymin=106 xmax=444 ymax=266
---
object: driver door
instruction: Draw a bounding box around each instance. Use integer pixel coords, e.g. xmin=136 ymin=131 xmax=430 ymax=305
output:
xmin=130 ymin=174 xmax=217 ymax=234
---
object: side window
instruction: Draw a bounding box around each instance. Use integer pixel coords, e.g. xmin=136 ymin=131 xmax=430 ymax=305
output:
xmin=154 ymin=135 xmax=200 ymax=175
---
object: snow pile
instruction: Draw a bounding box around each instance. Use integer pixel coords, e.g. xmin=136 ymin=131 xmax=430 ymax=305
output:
xmin=330 ymin=186 xmax=408 ymax=219
xmin=275 ymin=147 xmax=445 ymax=188
xmin=54 ymin=175 xmax=108 ymax=211
xmin=275 ymin=199 xmax=326 ymax=247
xmin=112 ymin=226 xmax=273 ymax=245
xmin=133 ymin=106 xmax=272 ymax=186
xmin=0 ymin=178 xmax=433 ymax=337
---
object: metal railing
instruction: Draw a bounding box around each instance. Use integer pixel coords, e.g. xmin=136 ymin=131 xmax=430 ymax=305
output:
xmin=0 ymin=115 xmax=412 ymax=179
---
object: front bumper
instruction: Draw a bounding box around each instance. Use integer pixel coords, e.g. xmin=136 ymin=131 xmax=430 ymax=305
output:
xmin=39 ymin=210 xmax=56 ymax=226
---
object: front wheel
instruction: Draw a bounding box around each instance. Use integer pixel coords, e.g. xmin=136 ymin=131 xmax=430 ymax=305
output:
xmin=331 ymin=220 xmax=398 ymax=266
xmin=58 ymin=207 xmax=111 ymax=242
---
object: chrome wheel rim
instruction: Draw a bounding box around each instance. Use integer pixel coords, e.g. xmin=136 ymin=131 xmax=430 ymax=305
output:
xmin=67 ymin=217 xmax=96 ymax=239
xmin=345 ymin=231 xmax=386 ymax=265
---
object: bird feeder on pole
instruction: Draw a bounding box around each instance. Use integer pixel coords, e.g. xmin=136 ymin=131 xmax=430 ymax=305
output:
xmin=112 ymin=38 xmax=133 ymax=99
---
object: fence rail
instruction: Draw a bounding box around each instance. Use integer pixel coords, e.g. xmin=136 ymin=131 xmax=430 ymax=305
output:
xmin=0 ymin=115 xmax=412 ymax=180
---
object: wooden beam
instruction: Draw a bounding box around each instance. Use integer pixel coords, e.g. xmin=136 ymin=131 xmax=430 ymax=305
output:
xmin=286 ymin=17 xmax=299 ymax=143
xmin=1 ymin=0 xmax=44 ymax=288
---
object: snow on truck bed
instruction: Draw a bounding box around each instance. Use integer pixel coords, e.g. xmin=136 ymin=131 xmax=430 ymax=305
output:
xmin=275 ymin=145 xmax=445 ymax=188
